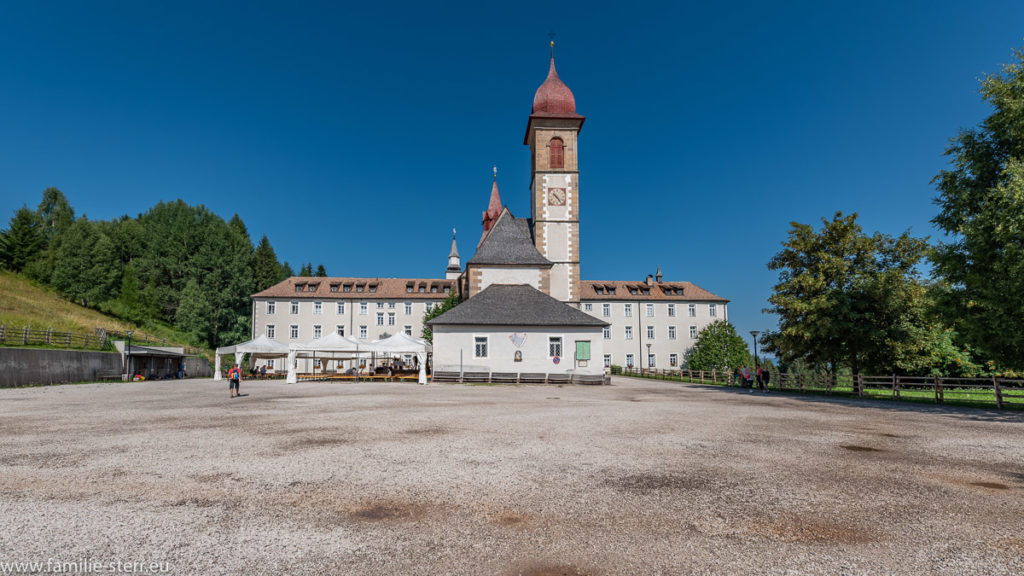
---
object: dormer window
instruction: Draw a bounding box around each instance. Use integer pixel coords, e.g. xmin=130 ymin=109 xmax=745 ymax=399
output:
xmin=344 ymin=284 xmax=352 ymax=293
xmin=431 ymin=286 xmax=438 ymax=293
xmin=549 ymin=137 xmax=564 ymax=169
xmin=444 ymin=286 xmax=450 ymax=293
xmin=419 ymin=286 xmax=425 ymax=293
xmin=608 ymin=287 xmax=615 ymax=295
xmin=330 ymin=284 xmax=339 ymax=293
xmin=406 ymin=285 xmax=413 ymax=293
xmin=369 ymin=285 xmax=377 ymax=293
xmin=295 ymin=284 xmax=304 ymax=293
xmin=356 ymin=285 xmax=364 ymax=293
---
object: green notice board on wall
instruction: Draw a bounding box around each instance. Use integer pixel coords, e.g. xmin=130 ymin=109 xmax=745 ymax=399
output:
xmin=575 ymin=340 xmax=591 ymax=361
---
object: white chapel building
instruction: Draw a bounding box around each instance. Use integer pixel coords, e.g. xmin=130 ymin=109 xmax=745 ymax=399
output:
xmin=250 ymin=48 xmax=728 ymax=378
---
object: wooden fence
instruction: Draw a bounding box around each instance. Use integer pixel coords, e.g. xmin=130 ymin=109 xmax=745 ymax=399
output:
xmin=618 ymin=367 xmax=1024 ymax=410
xmin=0 ymin=324 xmax=203 ymax=355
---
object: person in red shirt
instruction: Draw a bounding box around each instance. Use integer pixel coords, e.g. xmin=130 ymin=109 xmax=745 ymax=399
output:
xmin=228 ymin=364 xmax=241 ymax=398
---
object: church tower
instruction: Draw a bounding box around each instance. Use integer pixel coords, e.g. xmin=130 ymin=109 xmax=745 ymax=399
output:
xmin=446 ymin=230 xmax=461 ymax=280
xmin=526 ymin=43 xmax=584 ymax=305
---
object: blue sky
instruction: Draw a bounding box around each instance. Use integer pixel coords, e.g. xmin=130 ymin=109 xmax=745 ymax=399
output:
xmin=1 ymin=1 xmax=1022 ymax=349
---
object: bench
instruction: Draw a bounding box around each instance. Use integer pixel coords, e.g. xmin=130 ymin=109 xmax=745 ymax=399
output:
xmin=573 ymin=374 xmax=609 ymax=385
xmin=547 ymin=373 xmax=572 ymax=385
xmin=96 ymin=370 xmax=124 ymax=381
xmin=490 ymin=372 xmax=519 ymax=384
xmin=518 ymin=373 xmax=548 ymax=384
xmin=431 ymin=371 xmax=461 ymax=382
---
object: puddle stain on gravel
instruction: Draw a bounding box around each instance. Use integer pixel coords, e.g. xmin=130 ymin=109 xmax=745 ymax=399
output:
xmin=756 ymin=517 xmax=875 ymax=544
xmin=348 ymin=500 xmax=425 ymax=522
xmin=607 ymin=472 xmax=710 ymax=493
xmin=841 ymin=445 xmax=884 ymax=452
xmin=403 ymin=426 xmax=449 ymax=436
xmin=494 ymin=512 xmax=529 ymax=527
xmin=969 ymin=481 xmax=1009 ymax=490
xmin=511 ymin=562 xmax=595 ymax=576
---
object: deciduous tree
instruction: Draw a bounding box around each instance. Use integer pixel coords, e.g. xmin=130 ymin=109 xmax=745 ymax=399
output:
xmin=685 ymin=320 xmax=751 ymax=371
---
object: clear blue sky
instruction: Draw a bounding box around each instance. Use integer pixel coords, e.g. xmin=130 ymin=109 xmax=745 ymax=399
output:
xmin=2 ymin=1 xmax=1022 ymax=350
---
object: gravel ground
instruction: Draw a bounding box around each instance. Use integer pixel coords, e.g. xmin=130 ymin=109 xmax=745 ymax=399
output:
xmin=1 ymin=377 xmax=1022 ymax=575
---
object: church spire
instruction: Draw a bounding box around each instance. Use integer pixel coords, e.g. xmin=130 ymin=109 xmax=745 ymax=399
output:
xmin=480 ymin=167 xmax=503 ymax=245
xmin=446 ymin=228 xmax=461 ymax=280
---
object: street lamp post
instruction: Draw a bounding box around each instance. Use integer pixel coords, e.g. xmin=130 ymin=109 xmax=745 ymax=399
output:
xmin=646 ymin=342 xmax=652 ymax=371
xmin=125 ymin=330 xmax=133 ymax=381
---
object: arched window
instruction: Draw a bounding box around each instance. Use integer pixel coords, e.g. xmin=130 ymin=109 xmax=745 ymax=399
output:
xmin=549 ymin=137 xmax=564 ymax=169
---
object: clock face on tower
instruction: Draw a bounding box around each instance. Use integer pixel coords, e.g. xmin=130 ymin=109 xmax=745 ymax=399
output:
xmin=548 ymin=188 xmax=566 ymax=206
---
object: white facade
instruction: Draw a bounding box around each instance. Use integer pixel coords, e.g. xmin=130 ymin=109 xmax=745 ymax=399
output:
xmin=583 ymin=299 xmax=727 ymax=370
xmin=432 ymin=325 xmax=604 ymax=376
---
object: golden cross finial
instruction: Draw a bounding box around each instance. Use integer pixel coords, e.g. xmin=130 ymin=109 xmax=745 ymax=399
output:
xmin=493 ymin=165 xmax=497 ymax=180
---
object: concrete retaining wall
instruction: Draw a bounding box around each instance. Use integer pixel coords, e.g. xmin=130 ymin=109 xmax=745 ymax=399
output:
xmin=0 ymin=348 xmax=211 ymax=388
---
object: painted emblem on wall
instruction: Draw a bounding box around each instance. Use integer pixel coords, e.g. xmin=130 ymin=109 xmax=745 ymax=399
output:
xmin=509 ymin=333 xmax=527 ymax=348
xmin=514 ymin=351 xmax=522 ymax=362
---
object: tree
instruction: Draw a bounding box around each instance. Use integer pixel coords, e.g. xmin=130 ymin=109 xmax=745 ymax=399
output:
xmin=315 ymin=264 xmax=327 ymax=277
xmin=253 ymin=235 xmax=286 ymax=291
xmin=299 ymin=262 xmax=313 ymax=276
xmin=26 ymin=187 xmax=76 ymax=282
xmin=0 ymin=206 xmax=44 ymax=272
xmin=421 ymin=291 xmax=460 ymax=342
xmin=280 ymin=261 xmax=295 ymax=278
xmin=932 ymin=48 xmax=1024 ymax=368
xmin=686 ymin=320 xmax=751 ymax=371
xmin=764 ymin=212 xmax=930 ymax=375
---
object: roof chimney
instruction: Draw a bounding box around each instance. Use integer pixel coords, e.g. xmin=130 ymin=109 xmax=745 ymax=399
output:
xmin=646 ymin=274 xmax=653 ymax=286
xmin=655 ymin=266 xmax=663 ymax=283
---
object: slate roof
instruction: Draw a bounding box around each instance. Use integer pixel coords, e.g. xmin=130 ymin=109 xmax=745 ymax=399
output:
xmin=252 ymin=277 xmax=455 ymax=300
xmin=581 ymin=280 xmax=729 ymax=302
xmin=427 ymin=284 xmax=608 ymax=327
xmin=468 ymin=209 xmax=552 ymax=266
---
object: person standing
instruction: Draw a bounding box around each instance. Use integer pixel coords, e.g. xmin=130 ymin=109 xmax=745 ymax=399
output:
xmin=762 ymin=367 xmax=771 ymax=392
xmin=756 ymin=365 xmax=764 ymax=391
xmin=228 ymin=363 xmax=241 ymax=398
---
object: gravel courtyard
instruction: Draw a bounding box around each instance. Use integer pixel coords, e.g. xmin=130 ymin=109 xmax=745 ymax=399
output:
xmin=1 ymin=377 xmax=1022 ymax=575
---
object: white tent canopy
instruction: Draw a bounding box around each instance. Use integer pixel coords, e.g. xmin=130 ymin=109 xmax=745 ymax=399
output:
xmin=214 ymin=334 xmax=290 ymax=380
xmin=286 ymin=332 xmax=365 ymax=384
xmin=370 ymin=333 xmax=431 ymax=384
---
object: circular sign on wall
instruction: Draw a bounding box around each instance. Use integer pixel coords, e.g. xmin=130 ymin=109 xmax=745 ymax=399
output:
xmin=553 ymin=356 xmax=560 ymax=365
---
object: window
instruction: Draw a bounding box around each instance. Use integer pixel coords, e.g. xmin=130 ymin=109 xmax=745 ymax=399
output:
xmin=709 ymin=303 xmax=717 ymax=317
xmin=603 ymin=326 xmax=611 ymax=340
xmin=387 ymin=312 xmax=396 ymax=326
xmin=359 ymin=302 xmax=368 ymax=315
xmin=267 ymin=359 xmax=275 ymax=369
xmin=404 ymin=325 xmax=412 ymax=336
xmin=584 ymin=303 xmax=592 ymax=312
xmin=359 ymin=325 xmax=367 ymax=339
xmin=625 ymin=326 xmax=633 ymax=340
xmin=626 ymin=354 xmax=635 ymax=368
xmin=388 ymin=302 xmax=395 ymax=309
xmin=690 ymin=325 xmax=698 ymax=339
xmin=344 ymin=285 xmax=352 ymax=293
xmin=670 ymin=354 xmax=678 ymax=367
xmin=688 ymin=304 xmax=696 ymax=317
xmin=356 ymin=285 xmax=364 ymax=293
xmin=668 ymin=303 xmax=675 ymax=317
xmin=290 ymin=301 xmax=299 ymax=314
xmin=377 ymin=302 xmax=384 ymax=309
xmin=336 ymin=325 xmax=345 ymax=336
xmin=330 ymin=284 xmax=338 ymax=293
xmin=295 ymin=284 xmax=304 ymax=293
xmin=266 ymin=325 xmax=275 ymax=339
xmin=267 ymin=301 xmax=275 ymax=314
xmin=369 ymin=285 xmax=377 ymax=293
xmin=313 ymin=302 xmax=322 ymax=315
xmin=624 ymin=303 xmax=632 ymax=317
xmin=313 ymin=325 xmax=322 ymax=339
xmin=646 ymin=303 xmax=654 ymax=317
xmin=290 ymin=325 xmax=298 ymax=339
xmin=444 ymin=286 xmax=451 ymax=293
xmin=406 ymin=286 xmax=413 ymax=293
xmin=669 ymin=326 xmax=677 ymax=340
xmin=603 ymin=354 xmax=612 ymax=368
xmin=647 ymin=325 xmax=655 ymax=339
xmin=404 ymin=302 xmax=412 ymax=315
xmin=426 ymin=302 xmax=434 ymax=312
xmin=549 ymin=137 xmax=564 ymax=169
xmin=474 ymin=336 xmax=488 ymax=358
xmin=648 ymin=354 xmax=656 ymax=368
xmin=336 ymin=302 xmax=345 ymax=314
xmin=602 ymin=303 xmax=611 ymax=317
xmin=549 ymin=337 xmax=562 ymax=358
xmin=376 ymin=312 xmax=384 ymax=326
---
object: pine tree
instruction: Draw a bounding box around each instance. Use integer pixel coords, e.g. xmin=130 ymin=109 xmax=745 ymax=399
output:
xmin=315 ymin=264 xmax=327 ymax=277
xmin=0 ymin=206 xmax=44 ymax=272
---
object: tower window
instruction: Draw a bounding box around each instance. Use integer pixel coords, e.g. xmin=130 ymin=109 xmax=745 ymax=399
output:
xmin=549 ymin=137 xmax=564 ymax=169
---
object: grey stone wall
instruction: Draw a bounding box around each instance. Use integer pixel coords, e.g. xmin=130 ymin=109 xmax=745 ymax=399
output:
xmin=0 ymin=348 xmax=211 ymax=388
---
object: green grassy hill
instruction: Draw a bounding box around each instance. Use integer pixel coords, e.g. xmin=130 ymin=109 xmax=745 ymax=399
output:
xmin=0 ymin=270 xmax=202 ymax=351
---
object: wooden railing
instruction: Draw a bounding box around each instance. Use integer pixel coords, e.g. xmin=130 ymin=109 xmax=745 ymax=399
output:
xmin=0 ymin=324 xmax=203 ymax=355
xmin=618 ymin=367 xmax=1024 ymax=410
